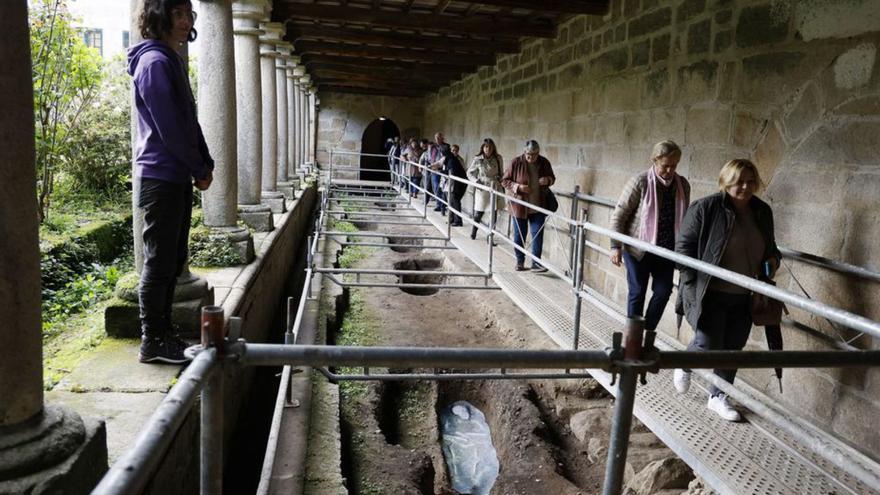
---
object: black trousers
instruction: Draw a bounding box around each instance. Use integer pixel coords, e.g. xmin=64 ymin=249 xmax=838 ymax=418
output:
xmin=686 ymin=290 xmax=752 ymax=397
xmin=449 ymin=180 xmax=467 ymax=224
xmin=471 ymin=210 xmax=498 ymax=238
xmin=138 ymin=178 xmax=193 ymax=339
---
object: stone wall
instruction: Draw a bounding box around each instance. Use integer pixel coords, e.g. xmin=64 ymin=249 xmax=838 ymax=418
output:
xmin=423 ymin=0 xmax=880 ymax=458
xmin=316 ymin=92 xmax=425 ymax=170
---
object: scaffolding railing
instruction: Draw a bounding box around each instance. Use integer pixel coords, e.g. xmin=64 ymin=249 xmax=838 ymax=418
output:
xmin=91 ymin=152 xmax=880 ymax=495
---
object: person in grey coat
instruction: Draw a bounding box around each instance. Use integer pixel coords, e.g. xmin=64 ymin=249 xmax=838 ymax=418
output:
xmin=673 ymin=159 xmax=781 ymax=422
xmin=610 ymin=141 xmax=690 ymax=333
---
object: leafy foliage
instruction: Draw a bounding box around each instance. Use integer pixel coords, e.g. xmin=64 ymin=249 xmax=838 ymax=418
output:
xmin=57 ymin=55 xmax=131 ymax=201
xmin=30 ymin=0 xmax=104 ymax=222
xmin=188 ymin=226 xmax=242 ymax=267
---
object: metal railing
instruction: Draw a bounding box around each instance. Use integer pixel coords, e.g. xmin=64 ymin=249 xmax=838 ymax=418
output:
xmin=91 ymin=152 xmax=880 ymax=495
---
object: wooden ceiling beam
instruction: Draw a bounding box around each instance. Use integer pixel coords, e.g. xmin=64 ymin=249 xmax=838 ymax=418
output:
xmin=451 ymin=0 xmax=609 ymax=15
xmin=294 ymin=40 xmax=497 ymax=66
xmin=307 ymin=62 xmax=465 ymax=79
xmin=320 ymin=85 xmax=428 ymax=97
xmin=315 ymin=79 xmax=440 ymax=92
xmin=273 ymin=4 xmax=556 ymax=38
xmin=311 ymin=70 xmax=453 ymax=88
xmin=286 ymin=25 xmax=520 ymax=53
xmin=300 ymin=54 xmax=477 ymax=73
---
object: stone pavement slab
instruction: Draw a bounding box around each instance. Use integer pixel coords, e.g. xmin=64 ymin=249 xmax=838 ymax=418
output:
xmin=54 ymin=338 xmax=180 ymax=393
xmin=47 ymin=390 xmax=166 ymax=463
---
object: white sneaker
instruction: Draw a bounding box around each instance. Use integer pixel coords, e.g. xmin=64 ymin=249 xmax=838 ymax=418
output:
xmin=708 ymin=394 xmax=741 ymax=422
xmin=673 ymin=369 xmax=691 ymax=394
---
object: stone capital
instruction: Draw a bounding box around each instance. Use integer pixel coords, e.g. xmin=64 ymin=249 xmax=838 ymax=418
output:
xmin=260 ymin=21 xmax=284 ymax=43
xmin=232 ymin=0 xmax=269 ymax=22
xmin=293 ymin=66 xmax=306 ymax=78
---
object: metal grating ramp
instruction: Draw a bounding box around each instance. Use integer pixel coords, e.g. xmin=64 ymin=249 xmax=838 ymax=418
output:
xmin=493 ymin=270 xmax=870 ymax=495
xmin=416 ymin=205 xmax=876 ymax=495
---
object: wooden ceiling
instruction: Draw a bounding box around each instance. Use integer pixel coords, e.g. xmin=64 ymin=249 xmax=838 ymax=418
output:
xmin=273 ymin=1 xmax=610 ymax=97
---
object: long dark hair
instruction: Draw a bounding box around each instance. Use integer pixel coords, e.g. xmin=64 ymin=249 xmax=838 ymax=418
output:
xmin=477 ymin=138 xmax=498 ymax=159
xmin=138 ymin=0 xmax=197 ymax=42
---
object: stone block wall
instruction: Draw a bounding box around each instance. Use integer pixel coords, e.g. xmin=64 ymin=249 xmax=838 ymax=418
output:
xmin=422 ymin=0 xmax=880 ymax=458
xmin=316 ymin=92 xmax=425 ymax=175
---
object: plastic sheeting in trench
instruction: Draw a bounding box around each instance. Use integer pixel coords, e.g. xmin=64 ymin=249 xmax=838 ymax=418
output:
xmin=440 ymin=401 xmax=500 ymax=495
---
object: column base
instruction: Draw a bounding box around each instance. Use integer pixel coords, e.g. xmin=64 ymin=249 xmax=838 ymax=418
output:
xmin=239 ymin=204 xmax=274 ymax=232
xmin=0 ymin=405 xmax=108 ymax=495
xmin=209 ymin=225 xmax=255 ymax=265
xmin=277 ymin=181 xmax=295 ymax=200
xmin=261 ymin=191 xmax=287 ymax=213
xmin=104 ymin=268 xmax=215 ymax=339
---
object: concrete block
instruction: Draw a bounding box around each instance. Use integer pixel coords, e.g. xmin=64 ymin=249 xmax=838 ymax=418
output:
xmin=833 ymin=43 xmax=876 ymax=90
xmin=733 ymin=111 xmax=768 ymax=148
xmin=632 ymin=39 xmax=650 ymax=66
xmin=104 ymin=292 xmax=213 ymax=339
xmin=713 ymin=29 xmax=733 ymax=53
xmin=790 ymin=121 xmax=880 ymax=166
xmin=676 ymin=61 xmax=718 ymax=103
xmin=754 ymin=121 xmax=785 ymax=184
xmin=651 ymin=33 xmax=670 ymax=63
xmin=628 ymin=8 xmax=672 ymax=38
xmin=687 ymin=19 xmax=711 ymax=55
xmin=685 ymin=106 xmax=731 ymax=145
xmin=590 ymin=46 xmax=630 ymax=77
xmin=642 ymin=68 xmax=671 ymax=108
xmin=604 ymin=76 xmax=640 ymax=112
xmin=832 ymin=95 xmax=880 ymax=117
xmin=240 ymin=208 xmax=274 ymax=232
xmin=677 ymin=0 xmax=706 ymax=23
xmin=795 ymin=0 xmax=880 ymax=41
xmin=624 ymin=111 xmax=653 ymax=143
xmin=650 ymin=108 xmax=686 ymax=143
xmin=735 ymin=3 xmax=790 ymax=48
xmin=831 ymin=389 xmax=880 ymax=456
xmin=740 ymin=51 xmax=807 ymax=102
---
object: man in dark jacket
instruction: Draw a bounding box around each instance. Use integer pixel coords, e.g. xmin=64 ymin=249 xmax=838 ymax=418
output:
xmin=129 ymin=0 xmax=213 ymax=364
xmin=501 ymin=140 xmax=556 ymax=272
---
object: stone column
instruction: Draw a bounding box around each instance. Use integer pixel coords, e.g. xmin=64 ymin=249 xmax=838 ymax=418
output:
xmin=286 ymin=55 xmax=301 ymax=186
xmin=196 ymin=0 xmax=254 ymax=264
xmin=274 ymin=40 xmax=294 ymax=199
xmin=259 ymin=20 xmax=285 ymax=212
xmin=0 ymin=2 xmax=107 ymax=492
xmin=299 ymin=74 xmax=311 ymax=168
xmin=308 ymin=85 xmax=318 ymax=165
xmin=293 ymin=67 xmax=306 ymax=171
xmin=232 ymin=0 xmax=273 ymax=232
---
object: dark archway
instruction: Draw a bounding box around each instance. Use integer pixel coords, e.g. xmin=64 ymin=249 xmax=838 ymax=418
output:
xmin=360 ymin=117 xmax=400 ymax=181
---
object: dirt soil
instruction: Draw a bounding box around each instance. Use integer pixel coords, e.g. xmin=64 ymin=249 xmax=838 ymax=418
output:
xmin=328 ymin=211 xmax=697 ymax=495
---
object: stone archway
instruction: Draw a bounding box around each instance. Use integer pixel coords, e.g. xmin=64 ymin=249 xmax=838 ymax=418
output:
xmin=360 ymin=117 xmax=400 ymax=181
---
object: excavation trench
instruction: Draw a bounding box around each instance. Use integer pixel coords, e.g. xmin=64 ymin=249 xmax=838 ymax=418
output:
xmin=326 ymin=218 xmax=695 ymax=495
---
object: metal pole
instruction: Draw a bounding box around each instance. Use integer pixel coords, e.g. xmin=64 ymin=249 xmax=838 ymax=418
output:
xmin=603 ymin=317 xmax=644 ymax=495
xmin=602 ymin=367 xmax=638 ymax=495
xmin=568 ymin=184 xmax=580 ymax=274
xmin=571 ymin=223 xmax=585 ymax=350
xmin=488 ymin=188 xmax=496 ymax=276
xmin=200 ymin=306 xmax=225 ymax=495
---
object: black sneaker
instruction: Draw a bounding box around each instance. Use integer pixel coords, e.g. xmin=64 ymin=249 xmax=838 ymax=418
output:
xmin=515 ymin=264 xmax=527 ymax=272
xmin=139 ymin=334 xmax=192 ymax=364
xmin=531 ymin=265 xmax=549 ymax=273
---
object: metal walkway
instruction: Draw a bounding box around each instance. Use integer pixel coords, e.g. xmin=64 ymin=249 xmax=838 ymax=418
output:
xmin=394 ymin=190 xmax=880 ymax=495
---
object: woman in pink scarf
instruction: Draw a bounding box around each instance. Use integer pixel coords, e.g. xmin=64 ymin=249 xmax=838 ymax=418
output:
xmin=609 ymin=141 xmax=690 ymax=332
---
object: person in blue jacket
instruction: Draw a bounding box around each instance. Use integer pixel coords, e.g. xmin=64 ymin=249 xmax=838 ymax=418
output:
xmin=128 ymin=0 xmax=212 ymax=364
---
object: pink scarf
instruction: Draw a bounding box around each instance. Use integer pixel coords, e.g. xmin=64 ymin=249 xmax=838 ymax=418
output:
xmin=638 ymin=167 xmax=687 ymax=245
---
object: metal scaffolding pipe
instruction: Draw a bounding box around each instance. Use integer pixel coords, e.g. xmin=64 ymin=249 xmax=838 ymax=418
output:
xmin=241 ymin=344 xmax=613 ymax=369
xmin=316 ymin=267 xmax=489 ymax=277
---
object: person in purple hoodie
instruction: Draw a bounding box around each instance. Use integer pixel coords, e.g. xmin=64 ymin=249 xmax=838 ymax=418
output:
xmin=129 ymin=0 xmax=212 ymax=364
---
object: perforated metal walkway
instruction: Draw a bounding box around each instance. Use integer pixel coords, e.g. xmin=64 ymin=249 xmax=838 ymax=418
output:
xmin=400 ymin=196 xmax=880 ymax=495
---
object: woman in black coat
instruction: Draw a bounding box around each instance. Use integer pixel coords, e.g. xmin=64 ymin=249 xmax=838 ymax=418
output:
xmin=673 ymin=159 xmax=781 ymax=422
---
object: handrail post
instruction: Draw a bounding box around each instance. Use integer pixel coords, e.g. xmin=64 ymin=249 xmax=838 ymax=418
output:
xmin=200 ymin=306 xmax=225 ymax=495
xmin=571 ymin=221 xmax=585 ymax=350
xmin=488 ymin=188 xmax=496 ymax=276
xmin=603 ymin=317 xmax=644 ymax=495
xmin=328 ymin=149 xmax=334 ymax=182
xmin=568 ymin=184 xmax=580 ymax=275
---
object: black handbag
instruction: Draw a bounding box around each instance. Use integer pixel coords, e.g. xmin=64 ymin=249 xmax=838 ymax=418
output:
xmin=543 ymin=187 xmax=559 ymax=213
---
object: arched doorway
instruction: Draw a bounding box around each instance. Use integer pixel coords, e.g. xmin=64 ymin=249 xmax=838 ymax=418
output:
xmin=360 ymin=117 xmax=400 ymax=182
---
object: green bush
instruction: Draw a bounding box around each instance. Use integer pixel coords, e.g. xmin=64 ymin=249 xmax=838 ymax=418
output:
xmin=188 ymin=226 xmax=242 ymax=267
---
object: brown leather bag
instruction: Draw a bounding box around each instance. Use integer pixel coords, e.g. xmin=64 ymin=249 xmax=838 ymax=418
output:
xmin=750 ymin=279 xmax=787 ymax=326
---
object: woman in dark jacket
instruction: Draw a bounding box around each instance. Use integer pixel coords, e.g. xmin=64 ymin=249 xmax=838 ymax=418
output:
xmin=440 ymin=143 xmax=468 ymax=227
xmin=129 ymin=0 xmax=213 ymax=364
xmin=674 ymin=159 xmax=780 ymax=422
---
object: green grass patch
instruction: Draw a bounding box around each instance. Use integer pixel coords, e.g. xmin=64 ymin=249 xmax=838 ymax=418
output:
xmin=42 ymin=298 xmax=111 ymax=389
xmin=338 ymin=290 xmax=380 ymax=404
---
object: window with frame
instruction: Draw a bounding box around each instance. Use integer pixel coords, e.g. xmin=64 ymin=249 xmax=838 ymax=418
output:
xmin=82 ymin=28 xmax=103 ymax=55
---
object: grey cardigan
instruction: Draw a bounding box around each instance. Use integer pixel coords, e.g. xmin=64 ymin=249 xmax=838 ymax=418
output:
xmin=674 ymin=192 xmax=781 ymax=329
xmin=609 ymin=171 xmax=691 ymax=260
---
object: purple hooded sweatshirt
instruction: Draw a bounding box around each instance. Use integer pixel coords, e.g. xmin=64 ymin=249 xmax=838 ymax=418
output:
xmin=127 ymin=39 xmax=213 ymax=184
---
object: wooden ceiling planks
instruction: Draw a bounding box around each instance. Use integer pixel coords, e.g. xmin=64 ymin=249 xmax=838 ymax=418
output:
xmin=274 ymin=0 xmax=609 ymax=96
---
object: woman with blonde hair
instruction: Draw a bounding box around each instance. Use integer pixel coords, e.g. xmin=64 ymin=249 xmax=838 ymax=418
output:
xmin=674 ymin=159 xmax=781 ymax=422
xmin=467 ymin=138 xmax=505 ymax=241
xmin=610 ymin=140 xmax=691 ymax=334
